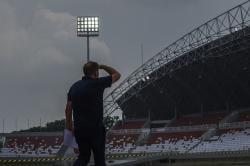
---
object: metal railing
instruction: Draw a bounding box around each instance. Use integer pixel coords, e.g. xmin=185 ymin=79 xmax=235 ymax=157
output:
xmin=219 ymin=121 xmax=250 ymax=129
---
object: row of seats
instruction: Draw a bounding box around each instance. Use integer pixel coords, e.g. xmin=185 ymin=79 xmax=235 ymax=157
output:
xmin=110 ymin=110 xmax=250 ymax=131
xmin=237 ymin=111 xmax=250 ymax=122
xmin=106 ymin=115 xmax=221 ymax=153
xmin=106 ymin=111 xmax=250 ymax=154
xmin=2 ymin=110 xmax=250 ymax=156
xmin=191 ymin=128 xmax=250 ymax=153
xmin=106 ymin=120 xmax=145 ymax=153
xmin=169 ymin=112 xmax=227 ymax=127
xmin=147 ymin=131 xmax=203 ymax=145
xmin=107 ymin=127 xmax=250 ymax=154
xmin=139 ymin=131 xmax=203 ymax=153
xmin=106 ymin=133 xmax=139 ymax=152
xmin=113 ymin=120 xmax=146 ymax=130
xmin=106 ymin=131 xmax=204 ymax=153
xmin=3 ymin=136 xmax=63 ymax=156
xmin=113 ymin=112 xmax=229 ymax=130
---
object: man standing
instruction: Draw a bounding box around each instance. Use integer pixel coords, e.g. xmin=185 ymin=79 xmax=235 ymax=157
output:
xmin=65 ymin=62 xmax=121 ymax=166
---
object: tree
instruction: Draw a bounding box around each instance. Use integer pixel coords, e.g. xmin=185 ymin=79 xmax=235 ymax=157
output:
xmin=104 ymin=116 xmax=120 ymax=131
xmin=17 ymin=116 xmax=119 ymax=133
xmin=0 ymin=140 xmax=3 ymax=152
xmin=18 ymin=119 xmax=65 ymax=132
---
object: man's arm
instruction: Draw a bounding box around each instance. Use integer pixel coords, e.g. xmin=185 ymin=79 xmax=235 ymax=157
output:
xmin=65 ymin=101 xmax=73 ymax=131
xmin=99 ymin=65 xmax=121 ymax=84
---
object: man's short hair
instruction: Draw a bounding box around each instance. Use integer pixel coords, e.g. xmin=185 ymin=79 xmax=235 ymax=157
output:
xmin=83 ymin=61 xmax=99 ymax=77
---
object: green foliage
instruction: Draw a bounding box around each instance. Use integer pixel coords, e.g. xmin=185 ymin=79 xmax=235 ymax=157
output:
xmin=16 ymin=116 xmax=119 ymax=133
xmin=0 ymin=141 xmax=3 ymax=151
xmin=104 ymin=116 xmax=120 ymax=131
xmin=18 ymin=119 xmax=66 ymax=133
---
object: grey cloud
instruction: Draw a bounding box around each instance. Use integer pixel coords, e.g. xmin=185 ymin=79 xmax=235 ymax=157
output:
xmin=0 ymin=1 xmax=112 ymax=132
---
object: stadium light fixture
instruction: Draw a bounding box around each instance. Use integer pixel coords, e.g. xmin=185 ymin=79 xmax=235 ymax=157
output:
xmin=77 ymin=16 xmax=99 ymax=62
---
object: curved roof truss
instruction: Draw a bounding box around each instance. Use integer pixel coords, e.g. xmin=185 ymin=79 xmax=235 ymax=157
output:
xmin=104 ymin=0 xmax=250 ymax=117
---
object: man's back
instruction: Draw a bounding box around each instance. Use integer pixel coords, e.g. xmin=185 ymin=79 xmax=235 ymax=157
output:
xmin=68 ymin=76 xmax=112 ymax=129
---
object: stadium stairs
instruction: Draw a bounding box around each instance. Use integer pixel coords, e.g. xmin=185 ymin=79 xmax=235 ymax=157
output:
xmin=187 ymin=109 xmax=249 ymax=153
xmin=187 ymin=128 xmax=217 ymax=152
xmin=135 ymin=120 xmax=173 ymax=146
xmin=133 ymin=119 xmax=151 ymax=145
xmin=219 ymin=111 xmax=239 ymax=124
xmin=187 ymin=110 xmax=241 ymax=152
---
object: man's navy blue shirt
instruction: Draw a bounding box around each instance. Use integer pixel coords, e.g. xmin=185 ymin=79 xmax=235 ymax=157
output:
xmin=67 ymin=76 xmax=112 ymax=129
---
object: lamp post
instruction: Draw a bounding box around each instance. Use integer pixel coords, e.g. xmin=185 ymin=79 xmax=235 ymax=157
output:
xmin=77 ymin=16 xmax=99 ymax=62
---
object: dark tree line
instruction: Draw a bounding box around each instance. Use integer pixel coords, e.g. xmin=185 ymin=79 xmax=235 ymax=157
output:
xmin=17 ymin=116 xmax=119 ymax=132
xmin=18 ymin=119 xmax=66 ymax=132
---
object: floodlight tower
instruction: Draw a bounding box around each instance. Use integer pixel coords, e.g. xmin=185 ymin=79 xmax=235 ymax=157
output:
xmin=77 ymin=16 xmax=99 ymax=62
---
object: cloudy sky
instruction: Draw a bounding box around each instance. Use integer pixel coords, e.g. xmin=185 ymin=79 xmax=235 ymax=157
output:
xmin=0 ymin=0 xmax=245 ymax=132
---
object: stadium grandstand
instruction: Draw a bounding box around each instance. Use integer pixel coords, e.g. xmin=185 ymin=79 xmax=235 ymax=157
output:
xmin=1 ymin=0 xmax=250 ymax=165
xmin=0 ymin=132 xmax=63 ymax=157
xmin=103 ymin=0 xmax=250 ymax=165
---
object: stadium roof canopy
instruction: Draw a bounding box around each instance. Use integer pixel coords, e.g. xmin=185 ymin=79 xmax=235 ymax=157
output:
xmin=104 ymin=0 xmax=250 ymax=120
